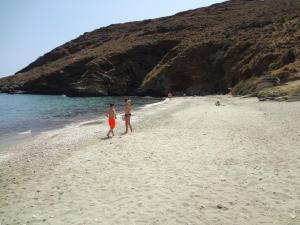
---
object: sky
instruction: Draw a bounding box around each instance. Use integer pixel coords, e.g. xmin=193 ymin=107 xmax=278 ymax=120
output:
xmin=0 ymin=0 xmax=224 ymax=77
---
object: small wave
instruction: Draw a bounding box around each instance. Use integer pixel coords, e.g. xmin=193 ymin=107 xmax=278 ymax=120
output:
xmin=18 ymin=130 xmax=32 ymax=135
xmin=143 ymin=98 xmax=169 ymax=109
xmin=79 ymin=120 xmax=103 ymax=127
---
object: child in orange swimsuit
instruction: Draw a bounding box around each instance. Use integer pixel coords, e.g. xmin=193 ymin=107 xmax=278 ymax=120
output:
xmin=106 ymin=103 xmax=116 ymax=138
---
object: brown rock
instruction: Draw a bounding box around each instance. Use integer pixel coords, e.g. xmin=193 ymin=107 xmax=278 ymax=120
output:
xmin=0 ymin=0 xmax=300 ymax=97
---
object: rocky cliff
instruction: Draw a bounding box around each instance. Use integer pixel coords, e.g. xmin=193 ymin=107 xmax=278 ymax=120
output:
xmin=1 ymin=0 xmax=300 ymax=97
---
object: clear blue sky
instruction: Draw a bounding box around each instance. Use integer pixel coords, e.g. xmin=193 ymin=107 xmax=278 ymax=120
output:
xmin=0 ymin=0 xmax=224 ymax=77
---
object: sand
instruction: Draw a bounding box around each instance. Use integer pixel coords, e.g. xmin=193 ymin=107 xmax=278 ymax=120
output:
xmin=0 ymin=96 xmax=300 ymax=225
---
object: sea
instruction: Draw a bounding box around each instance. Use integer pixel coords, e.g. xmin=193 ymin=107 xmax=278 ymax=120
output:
xmin=0 ymin=94 xmax=164 ymax=150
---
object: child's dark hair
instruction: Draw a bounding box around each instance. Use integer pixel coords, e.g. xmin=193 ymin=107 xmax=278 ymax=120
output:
xmin=110 ymin=103 xmax=114 ymax=107
xmin=124 ymin=98 xmax=128 ymax=102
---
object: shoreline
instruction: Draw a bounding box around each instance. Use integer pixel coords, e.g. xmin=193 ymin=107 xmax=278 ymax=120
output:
xmin=0 ymin=96 xmax=169 ymax=164
xmin=1 ymin=95 xmax=300 ymax=225
xmin=0 ymin=96 xmax=165 ymax=153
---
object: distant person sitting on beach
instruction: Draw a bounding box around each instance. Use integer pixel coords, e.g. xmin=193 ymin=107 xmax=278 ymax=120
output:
xmin=124 ymin=98 xmax=133 ymax=134
xmin=106 ymin=103 xmax=116 ymax=138
xmin=167 ymin=91 xmax=173 ymax=98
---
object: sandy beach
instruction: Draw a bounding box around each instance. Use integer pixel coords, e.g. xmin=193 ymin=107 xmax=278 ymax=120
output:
xmin=0 ymin=96 xmax=299 ymax=225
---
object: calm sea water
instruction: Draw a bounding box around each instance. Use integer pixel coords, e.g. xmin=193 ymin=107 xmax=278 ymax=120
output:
xmin=0 ymin=94 xmax=163 ymax=149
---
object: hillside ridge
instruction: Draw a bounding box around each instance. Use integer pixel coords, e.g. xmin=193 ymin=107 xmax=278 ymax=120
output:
xmin=0 ymin=0 xmax=300 ymax=97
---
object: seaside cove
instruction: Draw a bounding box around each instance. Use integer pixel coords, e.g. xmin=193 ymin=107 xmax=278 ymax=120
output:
xmin=0 ymin=96 xmax=299 ymax=225
xmin=0 ymin=0 xmax=300 ymax=224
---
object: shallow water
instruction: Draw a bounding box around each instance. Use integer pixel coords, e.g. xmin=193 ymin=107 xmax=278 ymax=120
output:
xmin=0 ymin=94 xmax=163 ymax=149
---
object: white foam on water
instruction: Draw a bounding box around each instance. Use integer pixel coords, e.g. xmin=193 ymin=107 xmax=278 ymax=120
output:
xmin=127 ymin=98 xmax=169 ymax=123
xmin=18 ymin=130 xmax=32 ymax=135
xmin=143 ymin=98 xmax=169 ymax=109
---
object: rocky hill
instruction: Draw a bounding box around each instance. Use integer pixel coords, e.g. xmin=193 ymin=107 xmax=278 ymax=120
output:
xmin=0 ymin=0 xmax=300 ymax=97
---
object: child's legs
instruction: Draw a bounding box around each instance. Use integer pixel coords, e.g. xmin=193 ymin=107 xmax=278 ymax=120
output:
xmin=108 ymin=118 xmax=115 ymax=136
xmin=125 ymin=117 xmax=129 ymax=132
xmin=128 ymin=116 xmax=133 ymax=132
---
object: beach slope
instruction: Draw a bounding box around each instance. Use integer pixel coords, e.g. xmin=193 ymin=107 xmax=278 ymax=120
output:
xmin=1 ymin=96 xmax=300 ymax=225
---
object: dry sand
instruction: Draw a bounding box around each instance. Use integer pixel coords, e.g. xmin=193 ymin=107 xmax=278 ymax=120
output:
xmin=0 ymin=96 xmax=300 ymax=225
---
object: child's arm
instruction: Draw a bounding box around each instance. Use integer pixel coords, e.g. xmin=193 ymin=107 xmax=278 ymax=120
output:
xmin=114 ymin=109 xmax=117 ymax=119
